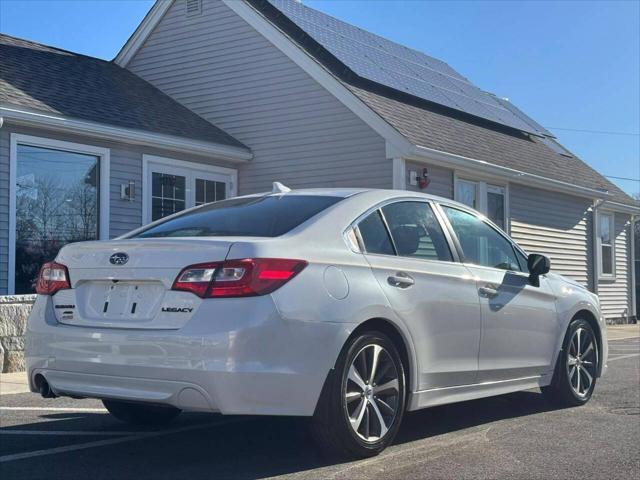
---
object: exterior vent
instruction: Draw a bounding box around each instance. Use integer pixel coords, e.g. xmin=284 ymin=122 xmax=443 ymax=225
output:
xmin=185 ymin=0 xmax=202 ymax=17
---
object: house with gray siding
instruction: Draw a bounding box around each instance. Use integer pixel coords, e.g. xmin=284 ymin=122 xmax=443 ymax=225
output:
xmin=1 ymin=0 xmax=638 ymax=325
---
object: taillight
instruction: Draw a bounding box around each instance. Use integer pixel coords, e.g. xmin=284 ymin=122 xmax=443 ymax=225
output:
xmin=35 ymin=261 xmax=71 ymax=295
xmin=172 ymin=258 xmax=307 ymax=298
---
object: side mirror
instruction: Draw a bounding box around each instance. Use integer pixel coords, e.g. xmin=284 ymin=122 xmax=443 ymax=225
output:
xmin=527 ymin=253 xmax=550 ymax=286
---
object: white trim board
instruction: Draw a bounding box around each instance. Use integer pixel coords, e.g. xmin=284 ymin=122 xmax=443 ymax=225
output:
xmin=8 ymin=134 xmax=111 ymax=294
xmin=1 ymin=106 xmax=252 ymax=163
xmin=141 ymin=154 xmax=238 ymax=224
xmin=595 ymin=209 xmax=616 ymax=281
xmin=114 ymin=0 xmax=173 ymax=66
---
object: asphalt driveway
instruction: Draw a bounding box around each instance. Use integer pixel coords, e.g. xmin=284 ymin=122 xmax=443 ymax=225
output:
xmin=1 ymin=334 xmax=638 ymax=480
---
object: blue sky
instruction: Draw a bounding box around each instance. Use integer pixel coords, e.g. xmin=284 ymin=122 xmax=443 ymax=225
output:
xmin=1 ymin=0 xmax=638 ymax=197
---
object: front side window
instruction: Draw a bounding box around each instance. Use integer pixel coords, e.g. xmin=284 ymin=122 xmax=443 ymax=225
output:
xmin=381 ymin=202 xmax=452 ymax=261
xmin=134 ymin=195 xmax=342 ymax=238
xmin=15 ymin=144 xmax=99 ymax=293
xmin=442 ymin=206 xmax=521 ymax=271
xmin=598 ymin=212 xmax=614 ymax=276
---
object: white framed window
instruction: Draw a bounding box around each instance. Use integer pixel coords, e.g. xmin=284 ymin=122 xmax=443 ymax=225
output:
xmin=142 ymin=155 xmax=237 ymax=224
xmin=597 ymin=211 xmax=615 ymax=278
xmin=454 ymin=176 xmax=508 ymax=231
xmin=9 ymin=134 xmax=110 ymax=295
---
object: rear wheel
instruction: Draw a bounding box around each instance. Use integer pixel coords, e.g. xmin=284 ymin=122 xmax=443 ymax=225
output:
xmin=310 ymin=331 xmax=406 ymax=458
xmin=102 ymin=399 xmax=181 ymax=426
xmin=542 ymin=318 xmax=599 ymax=407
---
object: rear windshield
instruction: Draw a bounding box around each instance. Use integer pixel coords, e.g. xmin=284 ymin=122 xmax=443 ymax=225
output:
xmin=132 ymin=195 xmax=343 ymax=238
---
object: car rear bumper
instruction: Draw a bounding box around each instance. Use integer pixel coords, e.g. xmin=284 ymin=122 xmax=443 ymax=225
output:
xmin=26 ymin=295 xmax=355 ymax=416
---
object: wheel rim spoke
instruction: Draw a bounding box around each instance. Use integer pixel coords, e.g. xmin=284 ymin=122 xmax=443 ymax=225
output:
xmin=369 ymin=397 xmax=389 ymax=438
xmin=368 ymin=345 xmax=382 ymax=385
xmin=581 ymin=341 xmax=594 ymax=359
xmin=376 ymin=397 xmax=396 ymax=416
xmin=582 ymin=367 xmax=593 ymax=388
xmin=567 ymin=355 xmax=578 ymax=366
xmin=576 ymin=329 xmax=582 ymax=357
xmin=373 ymin=378 xmax=399 ymax=396
xmin=346 ymin=390 xmax=362 ymax=403
xmin=348 ymin=365 xmax=367 ymax=391
xmin=363 ymin=404 xmax=371 ymax=439
xmin=350 ymin=398 xmax=367 ymax=430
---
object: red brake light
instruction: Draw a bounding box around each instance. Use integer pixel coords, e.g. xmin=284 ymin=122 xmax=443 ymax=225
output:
xmin=36 ymin=261 xmax=71 ymax=295
xmin=172 ymin=259 xmax=307 ymax=298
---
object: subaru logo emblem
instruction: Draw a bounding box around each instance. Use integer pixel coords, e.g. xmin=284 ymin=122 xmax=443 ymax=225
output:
xmin=109 ymin=252 xmax=129 ymax=265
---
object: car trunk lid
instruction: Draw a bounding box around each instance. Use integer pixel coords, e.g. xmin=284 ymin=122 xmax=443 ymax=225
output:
xmin=52 ymin=239 xmax=233 ymax=329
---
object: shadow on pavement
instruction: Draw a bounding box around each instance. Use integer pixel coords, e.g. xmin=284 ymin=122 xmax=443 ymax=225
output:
xmin=1 ymin=390 xmax=561 ymax=479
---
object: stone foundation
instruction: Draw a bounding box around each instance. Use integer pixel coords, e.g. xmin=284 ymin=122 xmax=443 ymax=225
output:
xmin=0 ymin=295 xmax=36 ymax=373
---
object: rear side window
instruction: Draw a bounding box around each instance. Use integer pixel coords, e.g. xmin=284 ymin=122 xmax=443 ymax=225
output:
xmin=133 ymin=195 xmax=343 ymax=238
xmin=381 ymin=202 xmax=452 ymax=262
xmin=357 ymin=211 xmax=395 ymax=255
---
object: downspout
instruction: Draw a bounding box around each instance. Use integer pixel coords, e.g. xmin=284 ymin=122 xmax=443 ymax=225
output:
xmin=631 ymin=215 xmax=637 ymax=321
xmin=591 ymin=199 xmax=605 ymax=295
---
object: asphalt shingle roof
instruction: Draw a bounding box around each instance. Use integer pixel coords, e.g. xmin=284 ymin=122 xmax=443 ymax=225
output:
xmin=256 ymin=0 xmax=637 ymax=207
xmin=0 ymin=34 xmax=247 ymax=150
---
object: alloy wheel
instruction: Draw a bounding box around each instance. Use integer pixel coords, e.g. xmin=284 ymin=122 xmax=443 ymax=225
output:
xmin=344 ymin=343 xmax=400 ymax=442
xmin=566 ymin=327 xmax=598 ymax=398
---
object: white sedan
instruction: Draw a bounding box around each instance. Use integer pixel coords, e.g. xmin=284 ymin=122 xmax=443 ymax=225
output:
xmin=26 ymin=185 xmax=607 ymax=458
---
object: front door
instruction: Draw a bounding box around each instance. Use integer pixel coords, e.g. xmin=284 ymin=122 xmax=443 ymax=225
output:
xmin=357 ymin=200 xmax=481 ymax=390
xmin=440 ymin=205 xmax=559 ymax=383
xmin=144 ymin=157 xmax=235 ymax=223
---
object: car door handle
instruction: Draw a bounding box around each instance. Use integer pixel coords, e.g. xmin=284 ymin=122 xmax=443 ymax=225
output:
xmin=388 ymin=273 xmax=414 ymax=288
xmin=478 ymin=285 xmax=499 ymax=298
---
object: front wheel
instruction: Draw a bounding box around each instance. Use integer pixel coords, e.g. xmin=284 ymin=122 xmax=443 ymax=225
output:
xmin=102 ymin=399 xmax=181 ymax=426
xmin=542 ymin=318 xmax=599 ymax=407
xmin=310 ymin=331 xmax=406 ymax=458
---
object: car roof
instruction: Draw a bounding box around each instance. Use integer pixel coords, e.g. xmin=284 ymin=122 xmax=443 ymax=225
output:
xmin=234 ymin=187 xmax=472 ymax=210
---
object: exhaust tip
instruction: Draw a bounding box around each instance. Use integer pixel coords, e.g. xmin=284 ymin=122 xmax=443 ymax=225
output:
xmin=34 ymin=374 xmax=56 ymax=399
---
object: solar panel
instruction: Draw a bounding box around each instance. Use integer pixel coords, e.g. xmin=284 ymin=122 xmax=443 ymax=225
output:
xmin=491 ymin=96 xmax=554 ymax=137
xmin=268 ymin=0 xmax=548 ymax=136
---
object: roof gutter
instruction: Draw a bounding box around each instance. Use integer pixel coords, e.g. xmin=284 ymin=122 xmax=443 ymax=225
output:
xmin=0 ymin=106 xmax=253 ymax=162
xmin=406 ymin=143 xmax=613 ymax=201
xmin=600 ymin=200 xmax=640 ymax=215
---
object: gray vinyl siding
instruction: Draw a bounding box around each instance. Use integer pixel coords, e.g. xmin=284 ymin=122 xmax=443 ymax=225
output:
xmin=126 ymin=0 xmax=389 ymax=194
xmin=404 ymin=162 xmax=453 ymax=199
xmin=598 ymin=213 xmax=632 ymax=319
xmin=0 ymin=127 xmax=9 ymax=294
xmin=509 ymin=184 xmax=593 ymax=289
xmin=0 ymin=123 xmax=237 ymax=293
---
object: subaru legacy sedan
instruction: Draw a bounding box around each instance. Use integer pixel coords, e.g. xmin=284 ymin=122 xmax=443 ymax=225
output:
xmin=26 ymin=186 xmax=607 ymax=458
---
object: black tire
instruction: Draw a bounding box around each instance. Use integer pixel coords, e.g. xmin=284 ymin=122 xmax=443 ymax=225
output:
xmin=310 ymin=331 xmax=406 ymax=459
xmin=542 ymin=318 xmax=599 ymax=407
xmin=102 ymin=399 xmax=181 ymax=426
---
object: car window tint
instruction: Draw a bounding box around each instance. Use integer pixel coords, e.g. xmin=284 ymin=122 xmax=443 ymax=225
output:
xmin=442 ymin=206 xmax=521 ymax=271
xmin=358 ymin=210 xmax=395 ymax=255
xmin=381 ymin=202 xmax=452 ymax=262
xmin=515 ymin=249 xmax=529 ymax=274
xmin=134 ymin=195 xmax=343 ymax=238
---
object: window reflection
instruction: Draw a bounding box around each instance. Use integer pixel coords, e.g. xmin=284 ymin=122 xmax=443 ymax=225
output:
xmin=15 ymin=145 xmax=99 ymax=294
